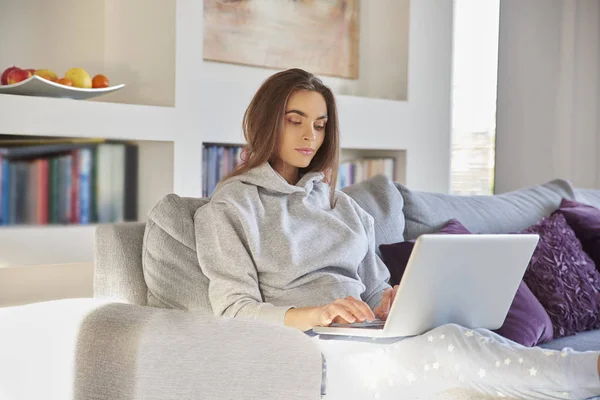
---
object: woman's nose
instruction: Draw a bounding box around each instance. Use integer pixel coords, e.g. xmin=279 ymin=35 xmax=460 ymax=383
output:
xmin=303 ymin=126 xmax=316 ymax=141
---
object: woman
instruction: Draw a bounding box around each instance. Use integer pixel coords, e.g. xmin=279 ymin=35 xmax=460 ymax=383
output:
xmin=195 ymin=68 xmax=600 ymax=399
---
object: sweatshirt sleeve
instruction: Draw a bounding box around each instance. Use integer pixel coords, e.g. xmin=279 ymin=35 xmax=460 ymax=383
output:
xmin=194 ymin=201 xmax=293 ymax=325
xmin=355 ymin=206 xmax=392 ymax=310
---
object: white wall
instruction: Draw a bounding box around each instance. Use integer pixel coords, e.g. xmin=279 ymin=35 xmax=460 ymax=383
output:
xmin=0 ymin=0 xmax=106 ymax=76
xmin=102 ymin=0 xmax=176 ymax=107
xmin=495 ymin=0 xmax=600 ymax=193
xmin=200 ymin=0 xmax=410 ymax=101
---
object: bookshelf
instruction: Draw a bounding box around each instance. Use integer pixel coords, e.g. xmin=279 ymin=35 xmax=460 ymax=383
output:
xmin=0 ymin=94 xmax=177 ymax=141
xmin=202 ymin=143 xmax=406 ymax=197
xmin=0 ymin=138 xmax=133 ymax=225
xmin=341 ymin=148 xmax=407 ymax=186
xmin=0 ymin=135 xmax=174 ymax=268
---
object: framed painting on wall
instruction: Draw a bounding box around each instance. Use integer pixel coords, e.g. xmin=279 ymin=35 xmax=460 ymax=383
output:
xmin=203 ymin=0 xmax=360 ymax=79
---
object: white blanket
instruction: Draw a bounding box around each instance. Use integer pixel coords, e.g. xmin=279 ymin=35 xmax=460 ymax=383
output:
xmin=312 ymin=324 xmax=600 ymax=400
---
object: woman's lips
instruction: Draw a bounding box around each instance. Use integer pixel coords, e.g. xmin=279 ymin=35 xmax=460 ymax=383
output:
xmin=296 ymin=148 xmax=314 ymax=156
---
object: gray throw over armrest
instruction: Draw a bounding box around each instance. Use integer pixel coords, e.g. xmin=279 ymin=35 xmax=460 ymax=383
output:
xmin=0 ymin=299 xmax=324 ymax=400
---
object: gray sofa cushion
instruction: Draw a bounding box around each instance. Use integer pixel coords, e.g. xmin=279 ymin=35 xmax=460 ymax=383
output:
xmin=341 ymin=175 xmax=406 ymax=253
xmin=575 ymin=188 xmax=600 ymax=209
xmin=142 ymin=194 xmax=211 ymax=313
xmin=397 ymin=179 xmax=577 ymax=240
xmin=94 ymin=222 xmax=147 ymax=305
xmin=540 ymin=329 xmax=600 ymax=352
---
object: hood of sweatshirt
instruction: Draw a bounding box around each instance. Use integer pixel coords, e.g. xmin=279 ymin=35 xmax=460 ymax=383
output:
xmin=215 ymin=162 xmax=326 ymax=196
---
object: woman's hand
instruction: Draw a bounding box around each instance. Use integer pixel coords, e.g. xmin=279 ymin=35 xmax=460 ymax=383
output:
xmin=372 ymin=285 xmax=399 ymax=321
xmin=316 ymin=296 xmax=376 ymax=326
xmin=284 ymin=296 xmax=375 ymax=331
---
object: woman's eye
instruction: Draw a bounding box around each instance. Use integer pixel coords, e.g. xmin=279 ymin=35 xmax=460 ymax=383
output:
xmin=289 ymin=119 xmax=301 ymax=125
xmin=315 ymin=125 xmax=325 ymax=131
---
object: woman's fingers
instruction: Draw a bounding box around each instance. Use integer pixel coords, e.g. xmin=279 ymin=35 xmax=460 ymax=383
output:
xmin=374 ymin=288 xmax=393 ymax=320
xmin=331 ymin=315 xmax=353 ymax=324
xmin=382 ymin=288 xmax=393 ymax=313
xmin=340 ymin=296 xmax=378 ymax=322
xmin=327 ymin=303 xmax=358 ymax=324
xmin=346 ymin=296 xmax=376 ymax=321
xmin=334 ymin=298 xmax=365 ymax=322
xmin=319 ymin=296 xmax=384 ymax=326
xmin=321 ymin=297 xmax=374 ymax=325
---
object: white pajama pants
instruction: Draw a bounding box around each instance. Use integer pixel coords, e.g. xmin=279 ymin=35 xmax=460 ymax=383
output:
xmin=313 ymin=324 xmax=600 ymax=400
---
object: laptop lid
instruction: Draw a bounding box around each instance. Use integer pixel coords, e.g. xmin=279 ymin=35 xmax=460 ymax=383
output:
xmin=381 ymin=233 xmax=539 ymax=337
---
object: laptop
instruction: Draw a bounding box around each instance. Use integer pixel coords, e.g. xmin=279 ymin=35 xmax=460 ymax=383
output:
xmin=312 ymin=234 xmax=539 ymax=338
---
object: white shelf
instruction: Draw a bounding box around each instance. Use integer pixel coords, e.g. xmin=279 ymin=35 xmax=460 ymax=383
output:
xmin=0 ymin=262 xmax=93 ymax=307
xmin=0 ymin=94 xmax=177 ymax=141
xmin=0 ymin=225 xmax=97 ymax=268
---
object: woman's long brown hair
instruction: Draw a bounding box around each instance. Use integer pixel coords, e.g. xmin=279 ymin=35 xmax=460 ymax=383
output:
xmin=226 ymin=68 xmax=340 ymax=208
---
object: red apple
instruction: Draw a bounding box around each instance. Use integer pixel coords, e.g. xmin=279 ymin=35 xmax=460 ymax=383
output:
xmin=25 ymin=69 xmax=35 ymax=75
xmin=1 ymin=66 xmax=21 ymax=85
xmin=7 ymin=69 xmax=32 ymax=84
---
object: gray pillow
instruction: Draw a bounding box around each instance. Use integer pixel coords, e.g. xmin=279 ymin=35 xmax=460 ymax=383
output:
xmin=342 ymin=174 xmax=405 ymax=254
xmin=397 ymin=179 xmax=576 ymax=240
xmin=142 ymin=194 xmax=211 ymax=313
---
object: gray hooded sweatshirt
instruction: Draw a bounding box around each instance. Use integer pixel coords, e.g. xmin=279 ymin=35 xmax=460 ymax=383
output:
xmin=194 ymin=162 xmax=391 ymax=325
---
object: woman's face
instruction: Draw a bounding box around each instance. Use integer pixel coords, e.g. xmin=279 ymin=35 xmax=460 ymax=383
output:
xmin=274 ymin=90 xmax=328 ymax=180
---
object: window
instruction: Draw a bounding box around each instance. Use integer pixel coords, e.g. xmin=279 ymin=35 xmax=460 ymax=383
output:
xmin=450 ymin=0 xmax=500 ymax=195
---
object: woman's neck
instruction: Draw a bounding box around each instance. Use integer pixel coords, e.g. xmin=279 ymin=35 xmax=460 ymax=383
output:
xmin=271 ymin=160 xmax=299 ymax=185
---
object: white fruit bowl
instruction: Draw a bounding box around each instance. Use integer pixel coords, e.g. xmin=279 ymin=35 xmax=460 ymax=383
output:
xmin=0 ymin=75 xmax=125 ymax=100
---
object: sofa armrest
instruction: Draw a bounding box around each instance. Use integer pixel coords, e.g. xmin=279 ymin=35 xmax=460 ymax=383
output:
xmin=0 ymin=299 xmax=324 ymax=400
xmin=94 ymin=222 xmax=148 ymax=305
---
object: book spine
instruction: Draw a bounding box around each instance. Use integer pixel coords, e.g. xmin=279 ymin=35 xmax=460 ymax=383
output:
xmin=124 ymin=144 xmax=138 ymax=222
xmin=79 ymin=148 xmax=92 ymax=224
xmin=8 ymin=163 xmax=17 ymax=225
xmin=49 ymin=157 xmax=59 ymax=224
xmin=90 ymin=147 xmax=98 ymax=223
xmin=70 ymin=150 xmax=80 ymax=224
xmin=111 ymin=144 xmax=125 ymax=222
xmin=96 ymin=145 xmax=112 ymax=224
xmin=64 ymin=155 xmax=72 ymax=224
xmin=39 ymin=159 xmax=49 ymax=224
xmin=0 ymin=159 xmax=7 ymax=225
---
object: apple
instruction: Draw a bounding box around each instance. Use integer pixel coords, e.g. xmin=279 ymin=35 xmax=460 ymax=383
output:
xmin=35 ymin=69 xmax=58 ymax=82
xmin=92 ymin=74 xmax=109 ymax=88
xmin=7 ymin=69 xmax=32 ymax=84
xmin=25 ymin=69 xmax=35 ymax=75
xmin=1 ymin=66 xmax=21 ymax=85
xmin=64 ymin=68 xmax=92 ymax=89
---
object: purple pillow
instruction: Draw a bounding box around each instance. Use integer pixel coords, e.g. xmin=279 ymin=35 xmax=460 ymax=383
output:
xmin=379 ymin=219 xmax=554 ymax=346
xmin=494 ymin=281 xmax=554 ymax=346
xmin=518 ymin=213 xmax=600 ymax=338
xmin=555 ymin=198 xmax=600 ymax=272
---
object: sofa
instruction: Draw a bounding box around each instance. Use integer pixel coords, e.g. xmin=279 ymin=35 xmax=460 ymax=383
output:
xmin=0 ymin=177 xmax=599 ymax=400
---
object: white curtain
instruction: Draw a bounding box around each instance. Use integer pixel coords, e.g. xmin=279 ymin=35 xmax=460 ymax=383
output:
xmin=495 ymin=0 xmax=600 ymax=193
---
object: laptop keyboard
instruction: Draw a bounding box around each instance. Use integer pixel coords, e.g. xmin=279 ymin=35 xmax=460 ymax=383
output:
xmin=329 ymin=320 xmax=386 ymax=329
